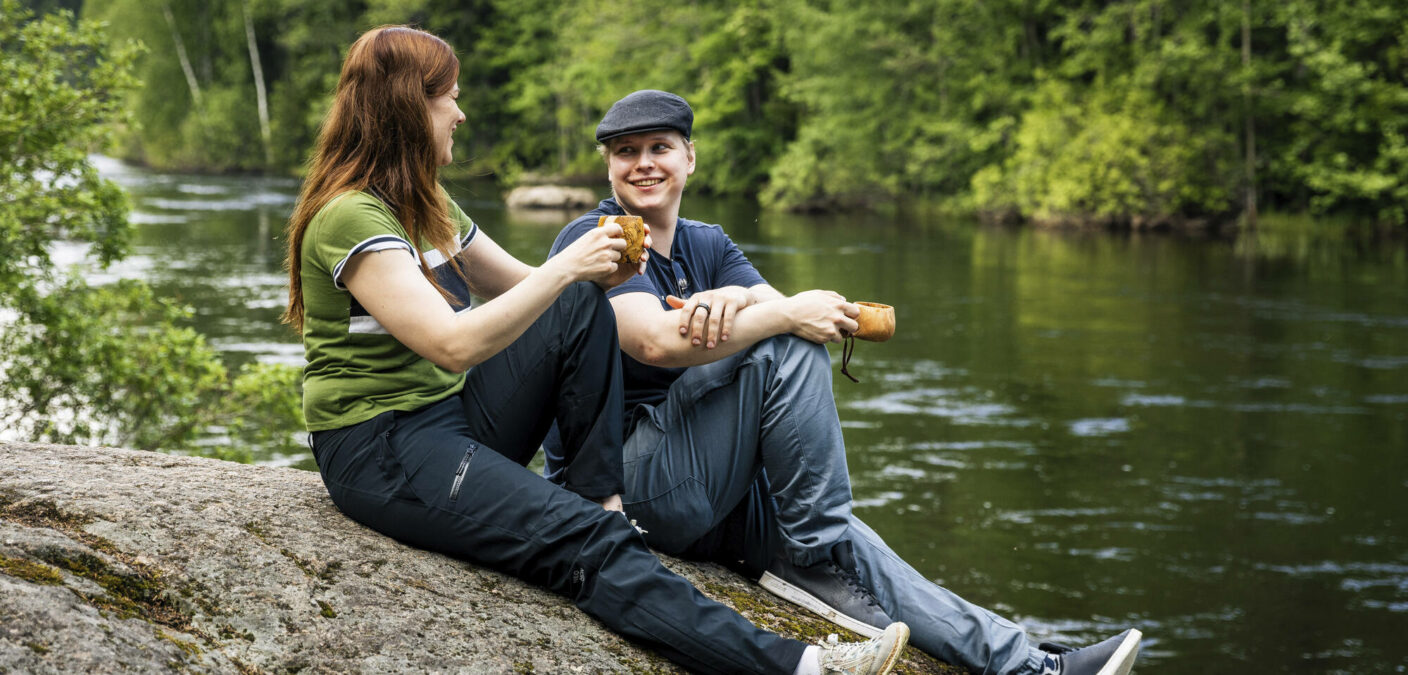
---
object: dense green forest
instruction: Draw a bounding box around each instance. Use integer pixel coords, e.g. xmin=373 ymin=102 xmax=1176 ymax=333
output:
xmin=2 ymin=0 xmax=303 ymax=455
xmin=26 ymin=0 xmax=1408 ymax=227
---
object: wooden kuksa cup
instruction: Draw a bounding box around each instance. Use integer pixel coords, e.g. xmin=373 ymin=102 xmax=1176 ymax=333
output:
xmin=597 ymin=215 xmax=645 ymax=264
xmin=852 ymin=301 xmax=895 ymax=342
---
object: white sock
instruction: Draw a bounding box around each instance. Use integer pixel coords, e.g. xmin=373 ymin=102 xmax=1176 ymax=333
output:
xmin=792 ymin=645 xmax=821 ymax=675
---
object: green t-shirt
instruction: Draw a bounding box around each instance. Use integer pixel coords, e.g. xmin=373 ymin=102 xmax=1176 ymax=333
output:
xmin=299 ymin=190 xmax=479 ymax=431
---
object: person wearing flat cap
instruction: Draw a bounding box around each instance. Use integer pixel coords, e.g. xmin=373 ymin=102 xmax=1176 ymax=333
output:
xmin=546 ymin=90 xmax=1144 ymax=675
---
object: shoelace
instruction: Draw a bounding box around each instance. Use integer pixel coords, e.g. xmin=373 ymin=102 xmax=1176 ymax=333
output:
xmin=817 ymin=633 xmax=867 ymax=657
xmin=832 ymin=561 xmax=882 ymax=609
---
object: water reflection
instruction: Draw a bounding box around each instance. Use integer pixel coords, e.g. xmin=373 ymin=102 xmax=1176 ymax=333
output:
xmin=94 ymin=159 xmax=1408 ymax=674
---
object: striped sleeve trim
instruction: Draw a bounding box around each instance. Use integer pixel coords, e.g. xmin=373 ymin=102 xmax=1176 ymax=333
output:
xmin=332 ymin=235 xmax=416 ymax=290
xmin=423 ymin=221 xmax=478 ymax=270
xmin=349 ymin=303 xmax=473 ymax=335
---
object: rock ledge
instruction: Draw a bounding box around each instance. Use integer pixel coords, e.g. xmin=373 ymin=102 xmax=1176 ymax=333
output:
xmin=0 ymin=443 xmax=955 ymax=673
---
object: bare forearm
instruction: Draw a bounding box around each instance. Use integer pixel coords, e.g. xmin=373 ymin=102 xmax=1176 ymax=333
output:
xmin=349 ymin=227 xmax=625 ymax=373
xmin=626 ymin=302 xmax=792 ymax=368
xmin=468 ymin=260 xmax=532 ymax=300
xmin=435 ymin=265 xmax=573 ymax=370
xmin=748 ymin=284 xmax=787 ymax=303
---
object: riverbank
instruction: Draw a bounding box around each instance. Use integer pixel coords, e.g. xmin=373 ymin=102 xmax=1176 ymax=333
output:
xmin=0 ymin=442 xmax=956 ymax=673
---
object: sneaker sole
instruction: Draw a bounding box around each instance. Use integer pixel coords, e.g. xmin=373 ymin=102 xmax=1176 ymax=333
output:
xmin=876 ymin=622 xmax=909 ymax=675
xmin=758 ymin=571 xmax=886 ymax=638
xmin=1096 ymin=629 xmax=1142 ymax=675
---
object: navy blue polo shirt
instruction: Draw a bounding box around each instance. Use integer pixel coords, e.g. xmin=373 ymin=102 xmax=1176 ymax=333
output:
xmin=549 ymin=197 xmax=767 ymax=418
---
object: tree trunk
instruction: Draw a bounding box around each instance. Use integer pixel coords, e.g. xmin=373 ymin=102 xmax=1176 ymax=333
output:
xmin=161 ymin=1 xmax=202 ymax=110
xmin=241 ymin=0 xmax=275 ymax=168
xmin=1242 ymin=0 xmax=1258 ymax=225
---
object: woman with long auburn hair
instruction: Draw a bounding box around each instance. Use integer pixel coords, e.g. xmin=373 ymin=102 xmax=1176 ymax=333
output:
xmin=283 ymin=26 xmax=908 ymax=674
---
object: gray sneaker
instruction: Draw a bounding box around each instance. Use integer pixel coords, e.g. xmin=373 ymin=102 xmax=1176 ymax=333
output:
xmin=759 ymin=541 xmax=894 ymax=638
xmin=816 ymin=622 xmax=909 ymax=675
xmin=1039 ymin=629 xmax=1142 ymax=675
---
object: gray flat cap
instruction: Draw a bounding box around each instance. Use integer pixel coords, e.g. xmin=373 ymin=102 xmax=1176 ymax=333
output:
xmin=595 ymin=90 xmax=693 ymax=143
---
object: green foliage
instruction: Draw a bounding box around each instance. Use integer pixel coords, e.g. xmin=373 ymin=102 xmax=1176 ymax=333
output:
xmin=1 ymin=279 xmax=227 ymax=450
xmin=0 ymin=0 xmax=141 ymax=291
xmin=84 ymin=0 xmax=368 ymax=172
xmin=0 ymin=1 xmax=305 ymax=457
xmin=972 ymin=81 xmax=1235 ymax=224
xmin=683 ymin=3 xmax=796 ymax=196
xmin=1265 ymin=1 xmax=1408 ymax=222
xmin=68 ymin=0 xmax=1408 ymax=227
xmin=223 ymin=362 xmax=306 ymax=459
xmin=765 ymin=0 xmax=1052 ymax=210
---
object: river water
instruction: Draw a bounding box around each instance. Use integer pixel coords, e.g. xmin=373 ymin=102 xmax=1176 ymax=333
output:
xmin=94 ymin=157 xmax=1408 ymax=673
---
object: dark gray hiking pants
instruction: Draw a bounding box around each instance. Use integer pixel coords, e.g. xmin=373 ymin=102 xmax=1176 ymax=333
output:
xmin=311 ymin=282 xmax=806 ymax=674
xmin=622 ymin=335 xmax=1045 ymax=675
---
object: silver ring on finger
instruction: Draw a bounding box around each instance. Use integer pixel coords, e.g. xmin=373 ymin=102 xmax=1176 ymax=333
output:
xmin=694 ymin=301 xmax=711 ymax=315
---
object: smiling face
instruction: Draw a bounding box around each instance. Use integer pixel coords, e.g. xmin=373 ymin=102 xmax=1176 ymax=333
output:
xmin=605 ymin=130 xmax=695 ymax=220
xmin=427 ymin=84 xmax=464 ymax=166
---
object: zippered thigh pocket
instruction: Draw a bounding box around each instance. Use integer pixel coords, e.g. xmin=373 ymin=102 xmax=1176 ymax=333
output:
xmin=448 ymin=443 xmax=478 ymax=502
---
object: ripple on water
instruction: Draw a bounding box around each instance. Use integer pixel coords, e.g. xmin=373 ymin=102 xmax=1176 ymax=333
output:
xmin=1255 ymin=560 xmax=1408 ymax=577
xmin=1167 ymin=475 xmax=1284 ymax=490
xmin=914 ymin=453 xmax=968 ymax=470
xmin=1120 ymin=392 xmax=1369 ymax=416
xmin=852 ymin=491 xmax=906 ymax=509
xmin=245 ymin=297 xmax=290 ymax=310
xmin=146 ymin=192 xmax=295 ymax=211
xmin=1155 ymin=486 xmax=1225 ymax=502
xmin=1245 ymin=510 xmax=1330 ymax=525
xmin=1092 ymin=377 xmax=1147 ymax=388
xmin=998 ymin=507 xmax=1121 ymax=524
xmin=1066 ymin=547 xmax=1138 ymax=562
xmin=1068 ymin=417 xmax=1130 ymax=436
xmin=1217 ymin=293 xmax=1408 ymax=329
xmin=1340 ymin=354 xmax=1408 ymax=370
xmin=1235 ymin=376 xmax=1294 ymax=389
xmin=839 ymin=420 xmax=881 ymax=429
xmin=911 ymin=440 xmax=1036 ymax=452
xmin=1121 ymin=393 xmax=1187 ymax=407
xmin=1256 ymin=562 xmax=1408 ymax=610
xmin=874 ymin=359 xmax=966 ymax=383
xmin=208 ymin=340 xmax=305 ymax=365
xmin=128 ymin=212 xmax=190 ymax=224
xmin=846 ymin=388 xmax=1027 ymax=426
xmin=1163 ymin=476 xmax=1299 ymax=509
xmin=177 ymin=184 xmax=230 ymax=195
xmin=879 ymin=465 xmax=930 ymax=480
xmin=1226 ymin=401 xmax=1368 ymax=414
xmin=1017 ymin=614 xmax=1175 ymax=654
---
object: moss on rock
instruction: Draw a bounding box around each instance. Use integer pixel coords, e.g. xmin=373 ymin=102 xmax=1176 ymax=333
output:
xmin=35 ymin=547 xmax=196 ymax=636
xmin=0 ymin=553 xmax=64 ymax=585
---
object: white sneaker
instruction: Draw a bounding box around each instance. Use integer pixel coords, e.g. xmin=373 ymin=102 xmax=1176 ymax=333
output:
xmin=816 ymin=622 xmax=909 ymax=675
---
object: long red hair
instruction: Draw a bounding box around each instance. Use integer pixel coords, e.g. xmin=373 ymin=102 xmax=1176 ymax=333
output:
xmin=282 ymin=25 xmax=465 ymax=334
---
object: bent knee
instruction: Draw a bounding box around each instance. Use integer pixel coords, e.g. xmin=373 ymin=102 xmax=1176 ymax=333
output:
xmin=756 ymin=334 xmax=831 ymax=369
xmin=559 ymin=280 xmax=608 ymax=312
xmin=623 ymin=477 xmax=715 ymax=555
